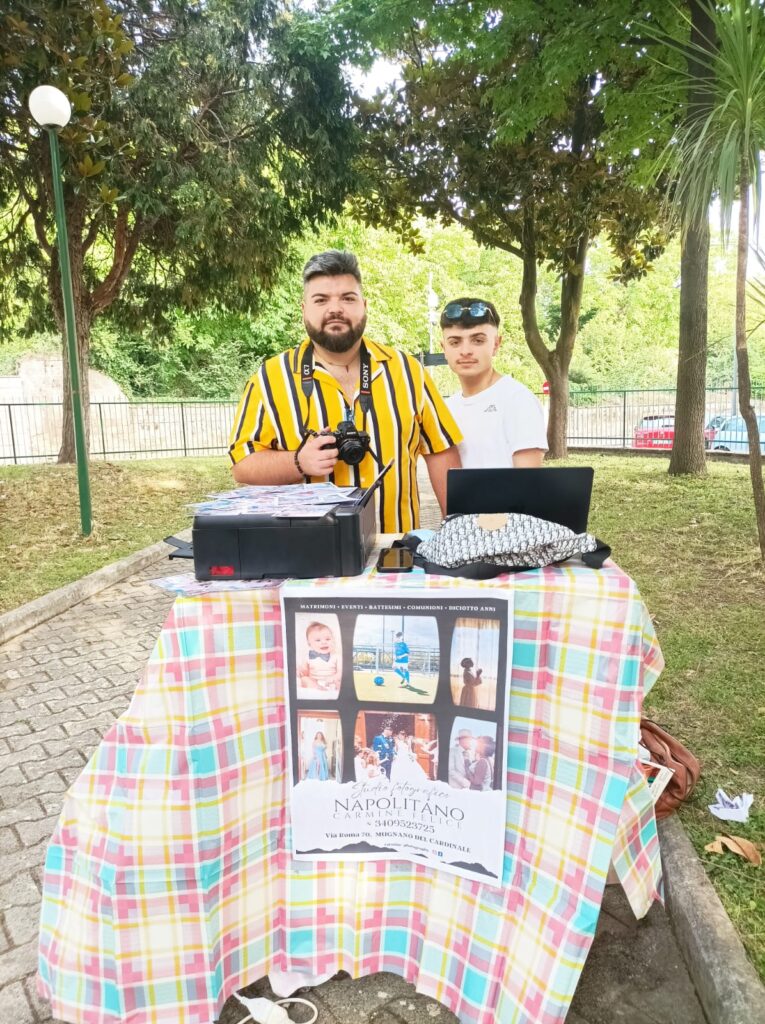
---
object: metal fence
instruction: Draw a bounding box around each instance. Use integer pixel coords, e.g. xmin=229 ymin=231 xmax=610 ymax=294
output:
xmin=2 ymin=388 xmax=764 ymax=465
xmin=0 ymin=399 xmax=238 ymax=465
xmin=565 ymin=386 xmax=764 ymax=449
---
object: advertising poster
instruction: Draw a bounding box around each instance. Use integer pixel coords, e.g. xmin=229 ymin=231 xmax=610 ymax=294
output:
xmin=281 ymin=586 xmax=512 ymax=885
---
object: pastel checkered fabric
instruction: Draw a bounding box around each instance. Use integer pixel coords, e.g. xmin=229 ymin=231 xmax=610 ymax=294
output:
xmin=38 ymin=563 xmax=663 ymax=1024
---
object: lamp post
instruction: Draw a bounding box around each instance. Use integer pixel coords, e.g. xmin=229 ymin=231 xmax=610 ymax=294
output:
xmin=28 ymin=85 xmax=92 ymax=536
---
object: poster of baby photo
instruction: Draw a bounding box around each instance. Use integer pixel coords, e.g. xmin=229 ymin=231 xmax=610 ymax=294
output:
xmin=447 ymin=717 xmax=500 ymax=792
xmin=449 ymin=617 xmax=500 ymax=712
xmin=352 ymin=615 xmax=439 ymax=703
xmin=295 ymin=613 xmax=342 ymax=699
xmin=297 ymin=710 xmax=343 ymax=782
xmin=353 ymin=711 xmax=439 ymax=783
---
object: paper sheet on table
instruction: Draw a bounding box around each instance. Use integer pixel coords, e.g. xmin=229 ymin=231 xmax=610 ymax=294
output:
xmin=189 ymin=483 xmax=357 ymax=518
xmin=150 ymin=573 xmax=282 ymax=596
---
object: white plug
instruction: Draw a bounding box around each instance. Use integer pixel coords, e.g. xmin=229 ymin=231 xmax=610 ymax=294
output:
xmin=233 ymin=991 xmax=319 ymax=1024
xmin=233 ymin=994 xmax=290 ymax=1024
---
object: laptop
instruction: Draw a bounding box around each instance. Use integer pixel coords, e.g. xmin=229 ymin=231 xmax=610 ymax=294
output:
xmin=446 ymin=467 xmax=594 ymax=534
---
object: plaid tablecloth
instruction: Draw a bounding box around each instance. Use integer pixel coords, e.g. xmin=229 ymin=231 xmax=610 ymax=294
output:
xmin=38 ymin=563 xmax=664 ymax=1024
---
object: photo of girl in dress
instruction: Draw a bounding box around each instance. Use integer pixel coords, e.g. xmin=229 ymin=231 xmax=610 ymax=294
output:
xmin=295 ymin=614 xmax=342 ymax=700
xmin=297 ymin=711 xmax=343 ymax=782
xmin=354 ymin=711 xmax=438 ymax=782
xmin=352 ymin=615 xmax=439 ymax=703
xmin=449 ymin=618 xmax=500 ymax=712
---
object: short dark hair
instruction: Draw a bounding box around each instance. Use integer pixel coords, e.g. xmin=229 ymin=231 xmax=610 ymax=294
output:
xmin=439 ymin=297 xmax=500 ymax=329
xmin=302 ymin=250 xmax=362 ymax=286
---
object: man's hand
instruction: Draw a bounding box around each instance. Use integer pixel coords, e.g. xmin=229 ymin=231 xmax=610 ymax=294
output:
xmin=297 ymin=431 xmax=339 ymax=477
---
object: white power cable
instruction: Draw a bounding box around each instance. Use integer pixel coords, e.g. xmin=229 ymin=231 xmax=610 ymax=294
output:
xmin=233 ymin=990 xmax=319 ymax=1024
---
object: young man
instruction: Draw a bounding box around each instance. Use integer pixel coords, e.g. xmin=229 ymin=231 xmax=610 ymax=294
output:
xmin=440 ymin=298 xmax=547 ymax=468
xmin=228 ymin=251 xmax=462 ymax=531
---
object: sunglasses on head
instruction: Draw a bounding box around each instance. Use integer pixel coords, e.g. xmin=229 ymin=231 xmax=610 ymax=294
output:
xmin=442 ymin=301 xmax=496 ymax=325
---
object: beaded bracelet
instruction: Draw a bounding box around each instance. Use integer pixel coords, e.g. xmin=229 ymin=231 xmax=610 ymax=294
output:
xmin=294 ymin=430 xmax=317 ymax=480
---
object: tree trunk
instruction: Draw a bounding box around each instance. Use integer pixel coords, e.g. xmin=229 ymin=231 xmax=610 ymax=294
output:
xmin=518 ymin=209 xmax=587 ymax=459
xmin=49 ymin=248 xmax=92 ymax=465
xmin=47 ymin=196 xmax=92 ymax=464
xmin=669 ymin=215 xmax=709 ymax=475
xmin=546 ymin=364 xmax=570 ymax=460
xmin=735 ymin=172 xmax=765 ymax=561
xmin=57 ymin=306 xmax=92 ymax=466
xmin=669 ymin=0 xmax=715 ymax=476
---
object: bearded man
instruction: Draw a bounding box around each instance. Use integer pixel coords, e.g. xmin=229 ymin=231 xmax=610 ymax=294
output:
xmin=228 ymin=250 xmax=462 ymax=532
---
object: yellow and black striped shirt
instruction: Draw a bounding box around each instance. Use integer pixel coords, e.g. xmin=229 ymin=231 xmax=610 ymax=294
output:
xmin=228 ymin=337 xmax=462 ymax=532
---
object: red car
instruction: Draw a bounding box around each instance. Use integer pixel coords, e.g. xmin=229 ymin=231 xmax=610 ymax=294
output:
xmin=633 ymin=415 xmax=676 ymax=449
xmin=633 ymin=415 xmax=716 ymax=449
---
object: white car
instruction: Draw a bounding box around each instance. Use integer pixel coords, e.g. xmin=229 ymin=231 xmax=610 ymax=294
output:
xmin=709 ymin=415 xmax=765 ymax=454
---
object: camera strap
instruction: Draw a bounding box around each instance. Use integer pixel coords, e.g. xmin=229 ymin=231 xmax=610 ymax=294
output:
xmin=300 ymin=340 xmax=373 ymax=433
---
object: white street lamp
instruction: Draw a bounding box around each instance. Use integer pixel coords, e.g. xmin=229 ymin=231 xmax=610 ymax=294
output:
xmin=28 ymin=85 xmax=72 ymax=128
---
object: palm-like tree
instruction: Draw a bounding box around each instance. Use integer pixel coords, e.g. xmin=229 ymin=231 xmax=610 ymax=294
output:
xmin=658 ymin=0 xmax=765 ymax=559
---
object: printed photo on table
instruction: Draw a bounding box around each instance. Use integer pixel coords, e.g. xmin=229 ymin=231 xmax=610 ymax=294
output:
xmin=295 ymin=613 xmax=342 ymax=700
xmin=354 ymin=711 xmax=438 ymax=783
xmin=449 ymin=617 xmax=500 ymax=712
xmin=352 ymin=614 xmax=439 ymax=703
xmin=447 ymin=717 xmax=500 ymax=792
xmin=297 ymin=711 xmax=343 ymax=782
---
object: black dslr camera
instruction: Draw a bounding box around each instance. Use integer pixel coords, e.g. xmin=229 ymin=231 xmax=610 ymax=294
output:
xmin=322 ymin=421 xmax=373 ymax=466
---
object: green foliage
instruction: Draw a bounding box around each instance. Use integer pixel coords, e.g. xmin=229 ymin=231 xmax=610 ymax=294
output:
xmin=337 ymin=1 xmax=684 ymax=154
xmin=90 ymin=301 xmax=301 ymax=398
xmin=651 ymin=0 xmax=765 ymax=239
xmin=86 ymin=216 xmax=548 ymax=397
xmin=0 ymin=0 xmax=357 ymax=337
xmin=0 ymin=331 xmax=59 ymax=376
xmin=334 ymin=0 xmax=674 ymax=425
xmin=337 ymin=0 xmax=674 ymax=270
xmin=6 ymin=215 xmax=765 ymax=398
xmin=648 ymin=0 xmax=765 ymax=555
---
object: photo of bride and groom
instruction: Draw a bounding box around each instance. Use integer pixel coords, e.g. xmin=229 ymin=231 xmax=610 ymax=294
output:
xmin=355 ymin=712 xmax=438 ymax=784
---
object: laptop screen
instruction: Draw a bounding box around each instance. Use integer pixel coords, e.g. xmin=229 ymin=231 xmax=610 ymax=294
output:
xmin=446 ymin=467 xmax=594 ymax=534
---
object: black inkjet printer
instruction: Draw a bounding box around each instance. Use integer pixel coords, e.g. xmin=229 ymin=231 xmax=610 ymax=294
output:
xmin=167 ymin=465 xmax=389 ymax=581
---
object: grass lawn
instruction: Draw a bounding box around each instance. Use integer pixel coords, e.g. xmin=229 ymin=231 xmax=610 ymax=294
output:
xmin=0 ymin=458 xmax=232 ymax=614
xmin=569 ymin=453 xmax=765 ymax=980
xmin=0 ymin=452 xmax=763 ymax=977
xmin=353 ymin=669 xmax=439 ymax=702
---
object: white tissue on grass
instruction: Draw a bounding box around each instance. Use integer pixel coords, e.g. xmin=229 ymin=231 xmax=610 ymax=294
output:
xmin=708 ymin=788 xmax=753 ymax=823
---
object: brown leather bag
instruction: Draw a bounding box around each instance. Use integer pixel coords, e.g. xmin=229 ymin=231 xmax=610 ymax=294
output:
xmin=640 ymin=719 xmax=701 ymax=820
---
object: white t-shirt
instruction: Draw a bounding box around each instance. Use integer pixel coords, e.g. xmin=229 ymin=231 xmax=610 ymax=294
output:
xmin=445 ymin=375 xmax=548 ymax=468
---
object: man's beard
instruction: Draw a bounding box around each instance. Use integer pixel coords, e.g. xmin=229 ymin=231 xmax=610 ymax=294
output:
xmin=304 ymin=313 xmax=367 ymax=353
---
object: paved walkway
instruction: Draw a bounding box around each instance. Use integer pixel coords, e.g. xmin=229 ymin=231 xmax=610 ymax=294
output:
xmin=0 ymin=556 xmax=707 ymax=1024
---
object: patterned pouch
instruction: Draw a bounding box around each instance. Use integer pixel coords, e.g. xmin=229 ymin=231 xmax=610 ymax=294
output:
xmin=406 ymin=512 xmax=610 ymax=578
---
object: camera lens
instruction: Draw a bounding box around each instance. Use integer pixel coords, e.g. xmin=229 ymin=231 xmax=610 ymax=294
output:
xmin=332 ymin=422 xmax=371 ymax=465
xmin=337 ymin=437 xmax=366 ymax=465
